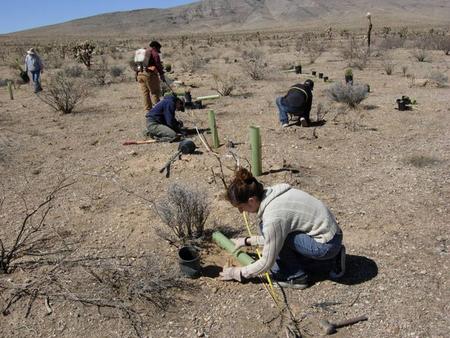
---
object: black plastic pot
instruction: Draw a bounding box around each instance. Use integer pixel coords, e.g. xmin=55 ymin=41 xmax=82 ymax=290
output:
xmin=345 ymin=75 xmax=353 ymax=85
xmin=319 ymin=73 xmax=323 ymax=79
xmin=295 ymin=65 xmax=302 ymax=74
xmin=323 ymin=76 xmax=329 ymax=82
xmin=178 ymin=139 xmax=196 ymax=154
xmin=397 ymin=99 xmax=406 ymax=111
xmin=178 ymin=246 xmax=201 ymax=278
xmin=312 ymin=70 xmax=317 ymax=76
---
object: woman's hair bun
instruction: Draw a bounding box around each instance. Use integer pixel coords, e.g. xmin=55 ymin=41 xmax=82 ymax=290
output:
xmin=235 ymin=167 xmax=253 ymax=182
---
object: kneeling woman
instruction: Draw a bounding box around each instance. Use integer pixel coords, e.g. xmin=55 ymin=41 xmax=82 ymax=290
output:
xmin=219 ymin=168 xmax=345 ymax=289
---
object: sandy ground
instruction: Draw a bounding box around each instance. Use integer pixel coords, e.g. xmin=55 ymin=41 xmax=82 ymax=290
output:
xmin=0 ymin=36 xmax=449 ymax=338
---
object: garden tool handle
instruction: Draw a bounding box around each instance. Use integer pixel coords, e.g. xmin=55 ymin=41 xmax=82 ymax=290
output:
xmin=159 ymin=150 xmax=182 ymax=174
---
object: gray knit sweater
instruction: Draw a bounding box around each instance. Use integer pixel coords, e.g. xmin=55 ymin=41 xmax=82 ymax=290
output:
xmin=240 ymin=184 xmax=340 ymax=279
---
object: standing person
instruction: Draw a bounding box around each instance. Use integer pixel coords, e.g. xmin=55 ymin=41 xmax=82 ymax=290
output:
xmin=24 ymin=48 xmax=44 ymax=93
xmin=219 ymin=167 xmax=345 ymax=289
xmin=145 ymin=94 xmax=185 ymax=142
xmin=276 ymin=79 xmax=314 ymax=128
xmin=136 ymin=41 xmax=165 ymax=111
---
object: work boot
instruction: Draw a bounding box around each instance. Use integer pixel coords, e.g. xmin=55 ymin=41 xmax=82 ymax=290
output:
xmin=329 ymin=245 xmax=346 ymax=279
xmin=281 ymin=123 xmax=289 ymax=128
xmin=274 ymin=275 xmax=309 ymax=289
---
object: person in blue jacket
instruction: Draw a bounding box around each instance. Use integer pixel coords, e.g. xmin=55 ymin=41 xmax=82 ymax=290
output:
xmin=145 ymin=94 xmax=185 ymax=142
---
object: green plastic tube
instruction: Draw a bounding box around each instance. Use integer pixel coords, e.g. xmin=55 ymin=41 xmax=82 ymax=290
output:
xmin=7 ymin=81 xmax=14 ymax=100
xmin=212 ymin=231 xmax=255 ymax=266
xmin=249 ymin=126 xmax=262 ymax=176
xmin=195 ymin=94 xmax=220 ymax=101
xmin=208 ymin=110 xmax=220 ymax=149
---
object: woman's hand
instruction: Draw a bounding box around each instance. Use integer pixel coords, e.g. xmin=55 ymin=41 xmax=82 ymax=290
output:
xmin=219 ymin=267 xmax=242 ymax=282
xmin=231 ymin=237 xmax=248 ymax=251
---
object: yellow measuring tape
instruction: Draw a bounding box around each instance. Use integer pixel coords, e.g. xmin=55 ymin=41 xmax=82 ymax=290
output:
xmin=242 ymin=212 xmax=280 ymax=305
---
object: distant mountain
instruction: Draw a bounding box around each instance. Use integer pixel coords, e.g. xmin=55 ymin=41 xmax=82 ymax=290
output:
xmin=5 ymin=0 xmax=450 ymax=38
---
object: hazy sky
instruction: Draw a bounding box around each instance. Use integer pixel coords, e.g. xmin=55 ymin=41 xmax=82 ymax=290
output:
xmin=0 ymin=0 xmax=195 ymax=34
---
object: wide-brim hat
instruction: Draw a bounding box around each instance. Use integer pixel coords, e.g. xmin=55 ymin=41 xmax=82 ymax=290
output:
xmin=27 ymin=48 xmax=35 ymax=54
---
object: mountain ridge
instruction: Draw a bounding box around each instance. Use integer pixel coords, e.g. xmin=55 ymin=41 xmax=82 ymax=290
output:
xmin=3 ymin=0 xmax=450 ymax=38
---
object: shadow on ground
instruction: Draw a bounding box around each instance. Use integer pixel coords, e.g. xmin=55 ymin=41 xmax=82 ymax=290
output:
xmin=200 ymin=254 xmax=378 ymax=285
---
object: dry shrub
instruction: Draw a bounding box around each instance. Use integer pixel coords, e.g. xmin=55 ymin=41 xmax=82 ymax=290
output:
xmin=327 ymin=82 xmax=369 ymax=108
xmin=156 ymin=183 xmax=210 ymax=242
xmin=341 ymin=36 xmax=368 ymax=70
xmin=241 ymin=49 xmax=266 ymax=80
xmin=436 ymin=35 xmax=450 ymax=55
xmin=411 ymin=49 xmax=430 ymax=62
xmin=212 ymin=72 xmax=238 ymax=96
xmin=378 ymin=36 xmax=406 ymax=50
xmin=109 ymin=65 xmax=124 ymax=79
xmin=382 ymin=59 xmax=395 ymax=75
xmin=180 ymin=52 xmax=205 ymax=73
xmin=427 ymin=70 xmax=448 ymax=87
xmin=64 ymin=65 xmax=84 ymax=78
xmin=38 ymin=72 xmax=88 ymax=114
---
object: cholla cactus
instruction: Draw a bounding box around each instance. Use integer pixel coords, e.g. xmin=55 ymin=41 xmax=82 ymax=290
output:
xmin=72 ymin=41 xmax=96 ymax=69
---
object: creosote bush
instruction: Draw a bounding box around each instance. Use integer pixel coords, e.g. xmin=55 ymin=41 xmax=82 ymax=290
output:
xmin=213 ymin=72 xmax=238 ymax=96
xmin=382 ymin=59 xmax=395 ymax=75
xmin=327 ymin=82 xmax=369 ymax=108
xmin=64 ymin=65 xmax=84 ymax=78
xmin=428 ymin=70 xmax=448 ymax=87
xmin=412 ymin=49 xmax=430 ymax=62
xmin=156 ymin=183 xmax=209 ymax=242
xmin=109 ymin=65 xmax=124 ymax=79
xmin=341 ymin=36 xmax=368 ymax=70
xmin=38 ymin=72 xmax=88 ymax=114
xmin=241 ymin=49 xmax=266 ymax=80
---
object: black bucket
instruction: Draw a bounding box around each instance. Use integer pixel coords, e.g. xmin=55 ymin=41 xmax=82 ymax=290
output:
xmin=319 ymin=72 xmax=323 ymax=79
xmin=323 ymin=76 xmax=329 ymax=82
xmin=178 ymin=246 xmax=201 ymax=278
xmin=397 ymin=99 xmax=406 ymax=111
xmin=295 ymin=65 xmax=302 ymax=74
xmin=312 ymin=70 xmax=317 ymax=76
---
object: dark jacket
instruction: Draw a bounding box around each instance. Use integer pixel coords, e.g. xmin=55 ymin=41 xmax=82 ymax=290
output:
xmin=146 ymin=96 xmax=181 ymax=132
xmin=143 ymin=48 xmax=164 ymax=78
xmin=280 ymin=83 xmax=313 ymax=116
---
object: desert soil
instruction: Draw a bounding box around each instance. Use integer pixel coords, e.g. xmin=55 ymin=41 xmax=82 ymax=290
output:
xmin=0 ymin=36 xmax=449 ymax=338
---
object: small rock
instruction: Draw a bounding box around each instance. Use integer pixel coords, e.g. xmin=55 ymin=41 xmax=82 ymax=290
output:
xmin=31 ymin=169 xmax=41 ymax=175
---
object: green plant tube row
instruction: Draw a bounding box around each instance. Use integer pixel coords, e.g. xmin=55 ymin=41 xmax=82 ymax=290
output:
xmin=212 ymin=231 xmax=255 ymax=266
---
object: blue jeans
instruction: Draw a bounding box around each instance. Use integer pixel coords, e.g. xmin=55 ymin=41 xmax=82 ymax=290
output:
xmin=276 ymin=96 xmax=290 ymax=124
xmin=271 ymin=231 xmax=343 ymax=281
xmin=30 ymin=70 xmax=42 ymax=92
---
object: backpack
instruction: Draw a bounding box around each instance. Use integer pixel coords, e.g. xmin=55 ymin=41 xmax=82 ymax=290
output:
xmin=134 ymin=48 xmax=148 ymax=72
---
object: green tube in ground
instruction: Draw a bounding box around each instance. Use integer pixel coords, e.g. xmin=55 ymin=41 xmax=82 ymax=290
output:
xmin=208 ymin=110 xmax=220 ymax=149
xmin=7 ymin=81 xmax=14 ymax=100
xmin=212 ymin=231 xmax=255 ymax=266
xmin=249 ymin=126 xmax=262 ymax=176
xmin=195 ymin=94 xmax=220 ymax=101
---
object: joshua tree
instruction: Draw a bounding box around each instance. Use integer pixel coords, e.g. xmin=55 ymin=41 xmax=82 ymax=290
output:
xmin=366 ymin=12 xmax=373 ymax=55
xmin=72 ymin=41 xmax=96 ymax=70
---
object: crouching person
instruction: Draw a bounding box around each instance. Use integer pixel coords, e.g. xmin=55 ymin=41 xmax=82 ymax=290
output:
xmin=145 ymin=94 xmax=185 ymax=142
xmin=276 ymin=79 xmax=314 ymax=128
xmin=219 ymin=167 xmax=345 ymax=289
